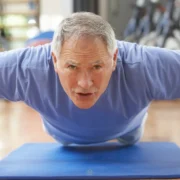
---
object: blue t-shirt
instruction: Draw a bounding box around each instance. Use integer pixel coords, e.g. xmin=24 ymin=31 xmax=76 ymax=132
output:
xmin=0 ymin=41 xmax=180 ymax=144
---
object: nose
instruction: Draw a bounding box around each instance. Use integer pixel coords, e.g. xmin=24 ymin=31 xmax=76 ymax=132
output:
xmin=77 ymin=71 xmax=93 ymax=89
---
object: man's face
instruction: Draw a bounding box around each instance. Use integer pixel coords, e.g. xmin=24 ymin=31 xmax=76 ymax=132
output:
xmin=52 ymin=36 xmax=118 ymax=109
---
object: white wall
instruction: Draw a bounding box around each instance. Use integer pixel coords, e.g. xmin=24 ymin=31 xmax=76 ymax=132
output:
xmin=40 ymin=0 xmax=73 ymax=31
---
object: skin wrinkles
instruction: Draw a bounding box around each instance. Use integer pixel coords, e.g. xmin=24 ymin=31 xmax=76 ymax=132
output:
xmin=52 ymin=35 xmax=118 ymax=109
xmin=60 ymin=39 xmax=110 ymax=65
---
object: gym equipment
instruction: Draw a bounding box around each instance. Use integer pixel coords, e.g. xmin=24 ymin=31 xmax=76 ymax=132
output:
xmin=125 ymin=0 xmax=180 ymax=49
xmin=138 ymin=0 xmax=165 ymax=45
xmin=136 ymin=0 xmax=160 ymax=41
xmin=25 ymin=31 xmax=54 ymax=47
xmin=123 ymin=0 xmax=146 ymax=42
xmin=0 ymin=142 xmax=180 ymax=179
xmin=155 ymin=0 xmax=180 ymax=48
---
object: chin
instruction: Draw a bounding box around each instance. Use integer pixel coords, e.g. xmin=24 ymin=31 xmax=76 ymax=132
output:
xmin=74 ymin=102 xmax=96 ymax=109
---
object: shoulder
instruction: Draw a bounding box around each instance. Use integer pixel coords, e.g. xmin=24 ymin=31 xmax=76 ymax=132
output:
xmin=19 ymin=43 xmax=52 ymax=70
xmin=0 ymin=43 xmax=52 ymax=70
xmin=116 ymin=40 xmax=144 ymax=64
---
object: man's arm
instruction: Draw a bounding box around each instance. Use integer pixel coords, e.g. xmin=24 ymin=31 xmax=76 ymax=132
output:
xmin=0 ymin=49 xmax=28 ymax=101
xmin=119 ymin=41 xmax=180 ymax=100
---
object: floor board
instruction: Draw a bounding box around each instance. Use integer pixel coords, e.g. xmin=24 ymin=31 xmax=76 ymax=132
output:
xmin=0 ymin=100 xmax=180 ymax=159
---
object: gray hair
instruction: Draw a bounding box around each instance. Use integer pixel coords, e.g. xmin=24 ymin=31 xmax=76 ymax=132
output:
xmin=51 ymin=12 xmax=117 ymax=58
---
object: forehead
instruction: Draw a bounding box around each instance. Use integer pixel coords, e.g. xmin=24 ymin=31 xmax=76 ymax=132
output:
xmin=60 ymin=36 xmax=109 ymax=56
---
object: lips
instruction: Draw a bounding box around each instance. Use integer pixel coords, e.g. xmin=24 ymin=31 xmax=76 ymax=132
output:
xmin=77 ymin=93 xmax=93 ymax=96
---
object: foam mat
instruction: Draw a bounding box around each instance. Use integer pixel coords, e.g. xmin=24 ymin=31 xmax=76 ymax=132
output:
xmin=0 ymin=142 xmax=180 ymax=179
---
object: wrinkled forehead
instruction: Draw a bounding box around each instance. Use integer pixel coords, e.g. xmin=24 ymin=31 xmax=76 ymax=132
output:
xmin=60 ymin=35 xmax=110 ymax=56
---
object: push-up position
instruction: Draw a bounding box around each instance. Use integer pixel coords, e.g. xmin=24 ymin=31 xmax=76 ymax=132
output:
xmin=0 ymin=12 xmax=180 ymax=146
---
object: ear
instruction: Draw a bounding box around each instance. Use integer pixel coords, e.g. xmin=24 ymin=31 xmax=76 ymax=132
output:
xmin=51 ymin=52 xmax=58 ymax=73
xmin=112 ymin=48 xmax=118 ymax=71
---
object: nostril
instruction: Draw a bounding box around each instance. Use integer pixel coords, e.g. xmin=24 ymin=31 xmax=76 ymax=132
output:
xmin=77 ymin=80 xmax=93 ymax=88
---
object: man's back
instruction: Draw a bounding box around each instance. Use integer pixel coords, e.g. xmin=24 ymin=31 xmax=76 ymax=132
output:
xmin=0 ymin=41 xmax=180 ymax=144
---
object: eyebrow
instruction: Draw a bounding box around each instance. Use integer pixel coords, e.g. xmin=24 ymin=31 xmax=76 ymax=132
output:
xmin=91 ymin=60 xmax=104 ymax=64
xmin=65 ymin=61 xmax=79 ymax=65
xmin=65 ymin=60 xmax=104 ymax=65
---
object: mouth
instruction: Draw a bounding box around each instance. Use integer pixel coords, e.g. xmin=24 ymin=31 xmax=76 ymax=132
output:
xmin=77 ymin=93 xmax=93 ymax=96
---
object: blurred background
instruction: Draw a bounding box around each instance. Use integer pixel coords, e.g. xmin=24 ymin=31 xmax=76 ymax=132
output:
xmin=0 ymin=0 xmax=180 ymax=159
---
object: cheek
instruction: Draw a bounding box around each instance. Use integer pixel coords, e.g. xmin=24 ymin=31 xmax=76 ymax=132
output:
xmin=97 ymin=69 xmax=112 ymax=85
xmin=92 ymin=72 xmax=107 ymax=86
xmin=59 ymin=71 xmax=77 ymax=87
xmin=92 ymin=73 xmax=102 ymax=82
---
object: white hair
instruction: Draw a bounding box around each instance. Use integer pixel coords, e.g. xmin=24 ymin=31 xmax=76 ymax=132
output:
xmin=51 ymin=12 xmax=117 ymax=58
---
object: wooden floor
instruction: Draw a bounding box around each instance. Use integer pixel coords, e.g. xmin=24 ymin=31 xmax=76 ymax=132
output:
xmin=0 ymin=99 xmax=180 ymax=160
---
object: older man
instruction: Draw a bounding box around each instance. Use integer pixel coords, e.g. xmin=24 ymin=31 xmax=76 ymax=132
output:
xmin=0 ymin=12 xmax=180 ymax=146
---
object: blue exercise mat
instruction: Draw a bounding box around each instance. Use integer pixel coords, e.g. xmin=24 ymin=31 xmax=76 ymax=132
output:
xmin=0 ymin=142 xmax=180 ymax=179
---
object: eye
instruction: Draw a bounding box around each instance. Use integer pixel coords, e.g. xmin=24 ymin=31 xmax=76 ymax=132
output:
xmin=93 ymin=65 xmax=102 ymax=70
xmin=67 ymin=65 xmax=77 ymax=70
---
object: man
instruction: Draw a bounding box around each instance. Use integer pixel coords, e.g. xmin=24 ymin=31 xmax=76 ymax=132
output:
xmin=0 ymin=12 xmax=180 ymax=146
